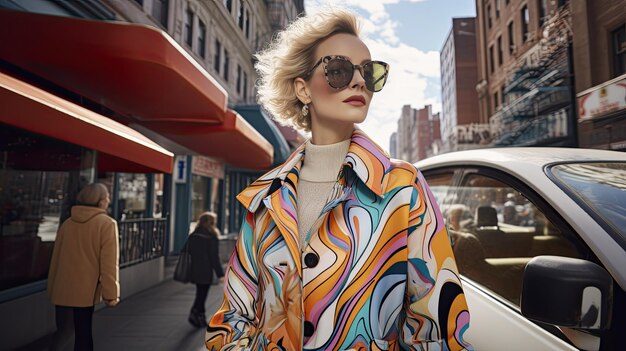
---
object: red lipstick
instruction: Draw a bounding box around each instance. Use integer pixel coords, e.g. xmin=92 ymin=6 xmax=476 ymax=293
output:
xmin=343 ymin=95 xmax=366 ymax=106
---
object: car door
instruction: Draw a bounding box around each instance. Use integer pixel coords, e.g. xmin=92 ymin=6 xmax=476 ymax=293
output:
xmin=423 ymin=166 xmax=592 ymax=351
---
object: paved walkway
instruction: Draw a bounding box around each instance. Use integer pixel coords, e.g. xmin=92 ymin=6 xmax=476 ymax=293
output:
xmin=21 ymin=258 xmax=225 ymax=351
xmin=91 ymin=260 xmax=223 ymax=351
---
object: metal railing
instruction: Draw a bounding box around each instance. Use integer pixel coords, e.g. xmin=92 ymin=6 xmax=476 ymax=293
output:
xmin=118 ymin=218 xmax=167 ymax=268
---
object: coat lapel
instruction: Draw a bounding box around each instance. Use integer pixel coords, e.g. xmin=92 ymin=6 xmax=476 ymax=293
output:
xmin=235 ymin=127 xmax=393 ymax=275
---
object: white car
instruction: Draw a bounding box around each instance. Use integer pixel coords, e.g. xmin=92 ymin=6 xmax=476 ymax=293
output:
xmin=415 ymin=147 xmax=625 ymax=351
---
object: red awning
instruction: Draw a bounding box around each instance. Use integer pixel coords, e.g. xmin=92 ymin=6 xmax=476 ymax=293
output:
xmin=0 ymin=72 xmax=174 ymax=174
xmin=0 ymin=9 xmax=274 ymax=169
xmin=0 ymin=9 xmax=227 ymax=125
xmin=139 ymin=109 xmax=274 ymax=170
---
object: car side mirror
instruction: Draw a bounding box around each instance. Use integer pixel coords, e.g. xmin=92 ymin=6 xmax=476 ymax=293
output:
xmin=521 ymin=256 xmax=612 ymax=330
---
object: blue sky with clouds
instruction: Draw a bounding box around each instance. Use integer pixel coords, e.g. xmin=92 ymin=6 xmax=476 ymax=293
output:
xmin=305 ymin=0 xmax=476 ymax=150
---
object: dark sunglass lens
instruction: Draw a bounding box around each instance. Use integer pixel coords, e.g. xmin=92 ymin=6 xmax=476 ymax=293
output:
xmin=326 ymin=58 xmax=353 ymax=89
xmin=364 ymin=62 xmax=388 ymax=92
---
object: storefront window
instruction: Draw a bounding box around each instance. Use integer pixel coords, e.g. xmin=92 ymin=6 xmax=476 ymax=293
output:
xmin=0 ymin=125 xmax=95 ymax=292
xmin=191 ymin=175 xmax=210 ymax=221
xmin=154 ymin=173 xmax=165 ymax=218
xmin=117 ymin=173 xmax=148 ymax=220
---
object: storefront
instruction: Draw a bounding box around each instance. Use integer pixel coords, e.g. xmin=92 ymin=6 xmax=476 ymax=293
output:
xmin=0 ymin=70 xmax=174 ymax=348
xmin=0 ymin=8 xmax=274 ymax=348
xmin=577 ymin=73 xmax=626 ymax=151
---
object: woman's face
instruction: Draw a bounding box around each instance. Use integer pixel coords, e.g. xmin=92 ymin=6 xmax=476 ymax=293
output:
xmin=306 ymin=33 xmax=373 ymax=128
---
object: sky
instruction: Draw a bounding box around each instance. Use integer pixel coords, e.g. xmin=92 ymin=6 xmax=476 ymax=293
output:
xmin=304 ymin=0 xmax=476 ymax=151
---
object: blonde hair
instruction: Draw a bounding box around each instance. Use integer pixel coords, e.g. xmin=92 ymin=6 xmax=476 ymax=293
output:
xmin=76 ymin=183 xmax=109 ymax=206
xmin=255 ymin=7 xmax=361 ymax=131
xmin=195 ymin=211 xmax=219 ymax=236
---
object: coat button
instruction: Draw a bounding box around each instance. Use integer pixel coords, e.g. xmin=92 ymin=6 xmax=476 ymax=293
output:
xmin=304 ymin=252 xmax=319 ymax=268
xmin=304 ymin=320 xmax=315 ymax=337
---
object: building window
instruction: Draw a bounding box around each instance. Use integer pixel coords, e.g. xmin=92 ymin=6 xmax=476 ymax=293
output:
xmin=243 ymin=71 xmax=248 ymax=100
xmin=538 ymin=0 xmax=547 ymax=27
xmin=486 ymin=4 xmax=492 ymax=29
xmin=152 ymin=0 xmax=169 ymax=29
xmin=501 ymin=85 xmax=506 ymax=105
xmin=224 ymin=0 xmax=232 ymax=12
xmin=494 ymin=91 xmax=500 ymax=110
xmin=495 ymin=0 xmax=500 ymax=19
xmin=134 ymin=0 xmax=143 ymax=7
xmin=238 ymin=3 xmax=244 ymax=30
xmin=245 ymin=9 xmax=250 ymax=38
xmin=521 ymin=5 xmax=530 ymax=42
xmin=117 ymin=173 xmax=148 ymax=220
xmin=223 ymin=49 xmax=230 ymax=81
xmin=236 ymin=64 xmax=242 ymax=93
xmin=184 ymin=8 xmax=193 ymax=48
xmin=198 ymin=19 xmax=206 ymax=59
xmin=214 ymin=39 xmax=221 ymax=73
xmin=497 ymin=35 xmax=503 ymax=65
xmin=489 ymin=45 xmax=495 ymax=73
xmin=612 ymin=25 xmax=626 ymax=77
xmin=508 ymin=21 xmax=515 ymax=54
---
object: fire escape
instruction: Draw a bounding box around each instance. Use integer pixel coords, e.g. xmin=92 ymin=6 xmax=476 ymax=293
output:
xmin=493 ymin=4 xmax=574 ymax=146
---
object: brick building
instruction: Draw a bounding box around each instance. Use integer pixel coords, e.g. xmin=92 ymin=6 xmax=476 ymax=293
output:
xmin=571 ymin=0 xmax=626 ymax=150
xmin=475 ymin=0 xmax=576 ymax=147
xmin=440 ymin=17 xmax=483 ymax=152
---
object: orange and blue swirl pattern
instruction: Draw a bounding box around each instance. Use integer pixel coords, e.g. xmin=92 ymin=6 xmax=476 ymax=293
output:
xmin=207 ymin=128 xmax=471 ymax=351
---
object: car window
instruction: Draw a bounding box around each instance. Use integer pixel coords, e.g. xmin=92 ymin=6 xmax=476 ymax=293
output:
xmin=549 ymin=162 xmax=626 ymax=250
xmin=422 ymin=171 xmax=456 ymax=206
xmin=445 ymin=172 xmax=582 ymax=306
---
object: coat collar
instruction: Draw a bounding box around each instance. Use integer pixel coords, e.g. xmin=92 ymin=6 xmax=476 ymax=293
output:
xmin=236 ymin=126 xmax=392 ymax=212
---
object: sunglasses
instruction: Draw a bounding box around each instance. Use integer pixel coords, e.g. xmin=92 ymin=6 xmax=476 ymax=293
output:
xmin=303 ymin=55 xmax=390 ymax=92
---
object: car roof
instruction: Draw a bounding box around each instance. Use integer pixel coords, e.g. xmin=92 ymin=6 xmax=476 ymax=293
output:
xmin=415 ymin=147 xmax=626 ymax=171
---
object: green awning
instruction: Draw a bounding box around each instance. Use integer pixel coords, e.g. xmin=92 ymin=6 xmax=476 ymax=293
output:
xmin=235 ymin=105 xmax=291 ymax=166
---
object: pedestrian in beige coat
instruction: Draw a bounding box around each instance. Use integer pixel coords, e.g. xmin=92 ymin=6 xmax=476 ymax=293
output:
xmin=47 ymin=183 xmax=120 ymax=351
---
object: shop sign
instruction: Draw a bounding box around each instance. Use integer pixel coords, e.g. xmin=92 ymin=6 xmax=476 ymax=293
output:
xmin=578 ymin=75 xmax=626 ymax=120
xmin=192 ymin=156 xmax=224 ymax=179
xmin=174 ymin=155 xmax=187 ymax=184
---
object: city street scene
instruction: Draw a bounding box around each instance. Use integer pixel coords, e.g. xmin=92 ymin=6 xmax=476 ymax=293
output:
xmin=0 ymin=0 xmax=624 ymax=350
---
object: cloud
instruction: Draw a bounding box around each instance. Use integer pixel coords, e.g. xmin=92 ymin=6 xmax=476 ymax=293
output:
xmin=305 ymin=0 xmax=441 ymax=151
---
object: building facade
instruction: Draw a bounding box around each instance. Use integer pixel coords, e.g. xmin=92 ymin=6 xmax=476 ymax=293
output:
xmin=440 ymin=17 xmax=483 ymax=152
xmin=570 ymin=0 xmax=626 ymax=151
xmin=100 ymin=0 xmax=304 ymax=247
xmin=475 ymin=0 xmax=576 ymax=147
xmin=394 ymin=104 xmax=442 ymax=164
xmin=0 ymin=0 xmax=304 ymax=348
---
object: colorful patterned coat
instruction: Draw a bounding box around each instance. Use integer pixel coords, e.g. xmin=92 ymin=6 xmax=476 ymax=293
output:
xmin=206 ymin=128 xmax=471 ymax=351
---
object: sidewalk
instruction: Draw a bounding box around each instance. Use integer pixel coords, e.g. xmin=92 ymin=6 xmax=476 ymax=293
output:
xmin=90 ymin=258 xmax=224 ymax=351
xmin=16 ymin=258 xmax=225 ymax=351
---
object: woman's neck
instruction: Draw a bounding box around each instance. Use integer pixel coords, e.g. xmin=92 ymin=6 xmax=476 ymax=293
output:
xmin=300 ymin=138 xmax=351 ymax=182
xmin=310 ymin=119 xmax=354 ymax=145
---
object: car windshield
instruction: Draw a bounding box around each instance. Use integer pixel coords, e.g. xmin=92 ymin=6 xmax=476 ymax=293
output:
xmin=549 ymin=162 xmax=626 ymax=246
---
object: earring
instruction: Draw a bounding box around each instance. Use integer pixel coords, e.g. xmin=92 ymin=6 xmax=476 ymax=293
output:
xmin=301 ymin=103 xmax=309 ymax=117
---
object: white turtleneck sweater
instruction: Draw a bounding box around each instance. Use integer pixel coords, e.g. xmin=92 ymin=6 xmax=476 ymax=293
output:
xmin=297 ymin=138 xmax=351 ymax=247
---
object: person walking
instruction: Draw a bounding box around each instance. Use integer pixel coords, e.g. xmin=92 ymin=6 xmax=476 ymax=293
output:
xmin=48 ymin=183 xmax=120 ymax=351
xmin=206 ymin=7 xmax=472 ymax=351
xmin=187 ymin=211 xmax=224 ymax=328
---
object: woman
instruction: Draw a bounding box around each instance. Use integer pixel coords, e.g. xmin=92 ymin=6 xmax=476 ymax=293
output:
xmin=187 ymin=211 xmax=225 ymax=328
xmin=206 ymin=8 xmax=471 ymax=351
xmin=48 ymin=183 xmax=119 ymax=351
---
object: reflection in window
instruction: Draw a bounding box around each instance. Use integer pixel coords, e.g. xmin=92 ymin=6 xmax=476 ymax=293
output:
xmin=117 ymin=173 xmax=147 ymax=220
xmin=550 ymin=162 xmax=626 ymax=246
xmin=427 ymin=171 xmax=581 ymax=306
xmin=192 ymin=175 xmax=210 ymax=222
xmin=0 ymin=125 xmax=94 ymax=292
